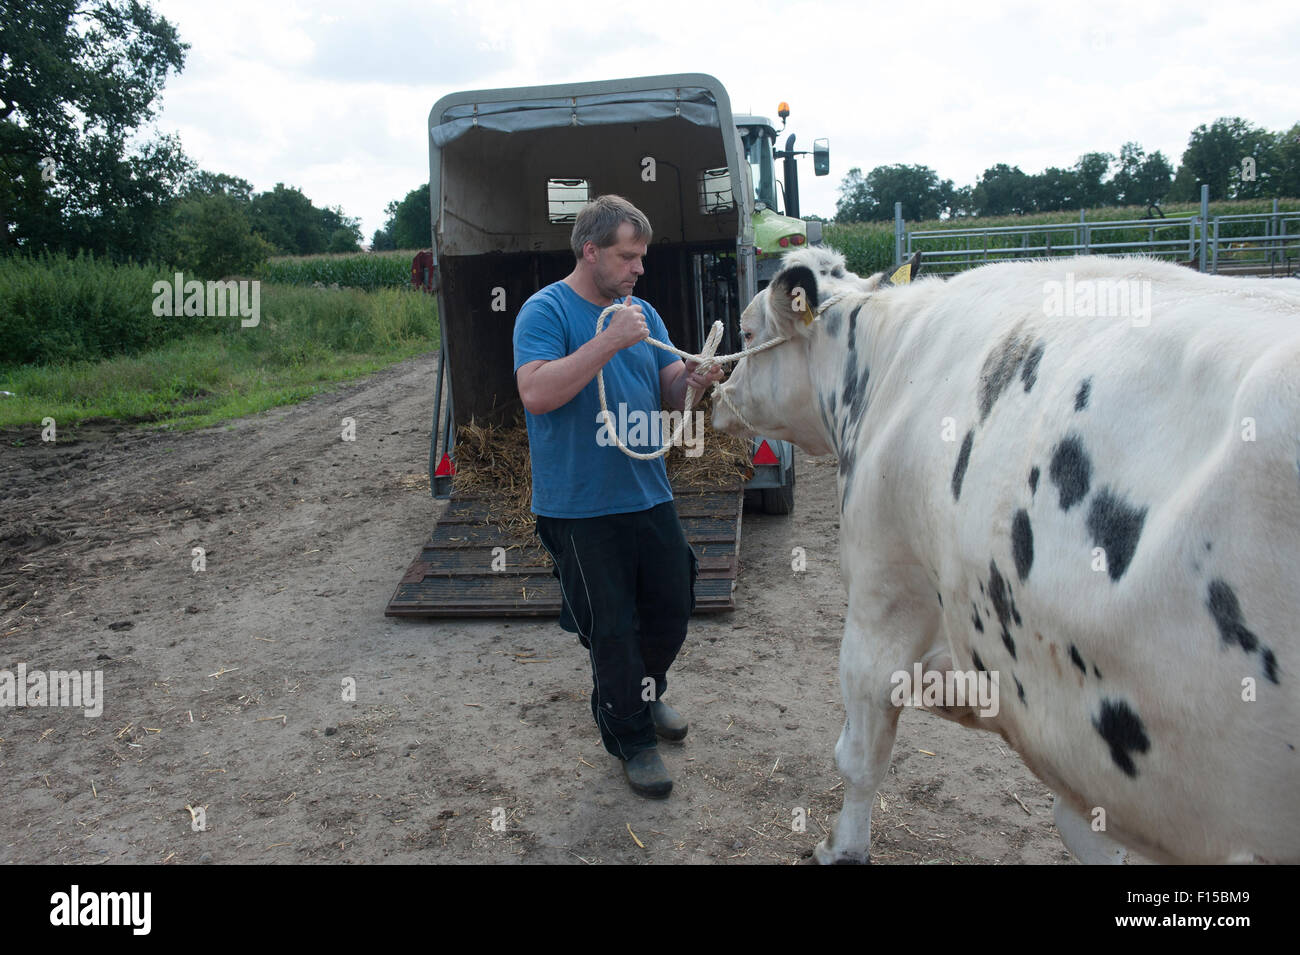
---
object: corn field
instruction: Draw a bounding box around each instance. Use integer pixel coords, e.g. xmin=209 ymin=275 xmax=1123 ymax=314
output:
xmin=257 ymin=250 xmax=416 ymax=291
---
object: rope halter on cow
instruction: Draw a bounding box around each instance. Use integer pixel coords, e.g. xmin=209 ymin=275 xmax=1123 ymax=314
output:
xmin=593 ymin=290 xmax=849 ymax=460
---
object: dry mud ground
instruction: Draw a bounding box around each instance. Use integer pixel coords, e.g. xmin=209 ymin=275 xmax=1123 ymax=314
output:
xmin=0 ymin=352 xmax=1084 ymax=865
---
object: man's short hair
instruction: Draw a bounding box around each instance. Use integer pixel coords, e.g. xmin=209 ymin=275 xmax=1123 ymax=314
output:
xmin=570 ymin=195 xmax=652 ymax=259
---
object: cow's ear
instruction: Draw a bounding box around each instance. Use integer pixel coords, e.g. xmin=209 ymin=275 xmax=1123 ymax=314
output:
xmin=769 ymin=264 xmax=819 ymax=330
xmin=878 ymin=251 xmax=921 ymax=289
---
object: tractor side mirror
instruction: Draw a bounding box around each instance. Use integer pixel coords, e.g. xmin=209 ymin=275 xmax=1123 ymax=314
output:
xmin=813 ymin=138 xmax=830 ymax=177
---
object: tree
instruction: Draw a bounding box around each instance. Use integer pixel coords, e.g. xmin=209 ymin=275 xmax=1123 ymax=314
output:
xmin=320 ymin=205 xmax=362 ymax=252
xmin=162 ymin=194 xmax=274 ymax=278
xmin=1073 ymin=152 xmax=1116 ymax=209
xmin=246 ymin=184 xmax=362 ymax=255
xmin=249 ymin=184 xmax=322 ymax=254
xmin=247 ymin=184 xmax=332 ymax=255
xmin=382 ymin=186 xmax=432 ymax=249
xmin=833 ymin=164 xmax=950 ymax=222
xmin=327 ymin=227 xmax=359 ymax=254
xmin=972 ymin=164 xmax=1033 ymax=216
xmin=835 ymin=167 xmax=873 ymax=222
xmin=1167 ymin=163 xmax=1200 ymax=204
xmin=185 ymin=170 xmax=256 ymax=203
xmin=0 ymin=0 xmax=190 ymax=257
xmin=1265 ymin=123 xmax=1300 ymax=199
xmin=1029 ymin=167 xmax=1080 ymax=212
xmin=371 ymin=228 xmax=396 ymax=251
xmin=1109 ymin=143 xmax=1173 ymax=207
xmin=878 ymin=164 xmax=951 ymax=221
xmin=1168 ymin=117 xmax=1274 ymax=201
xmin=944 ymin=184 xmax=975 ymax=218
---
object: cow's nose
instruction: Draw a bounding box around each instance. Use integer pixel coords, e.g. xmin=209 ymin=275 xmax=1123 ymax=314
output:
xmin=710 ymin=394 xmax=729 ymax=426
xmin=710 ymin=385 xmax=738 ymax=434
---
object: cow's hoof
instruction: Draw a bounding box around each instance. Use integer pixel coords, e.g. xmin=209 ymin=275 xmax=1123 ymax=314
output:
xmin=812 ymin=839 xmax=870 ymax=865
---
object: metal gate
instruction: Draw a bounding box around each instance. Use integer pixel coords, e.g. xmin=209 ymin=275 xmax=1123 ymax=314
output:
xmin=895 ymin=189 xmax=1298 ymax=277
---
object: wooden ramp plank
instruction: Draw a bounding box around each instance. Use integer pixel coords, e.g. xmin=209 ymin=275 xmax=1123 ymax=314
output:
xmin=385 ymin=480 xmax=742 ymax=618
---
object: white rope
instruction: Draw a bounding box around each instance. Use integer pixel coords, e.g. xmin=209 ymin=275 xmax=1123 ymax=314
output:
xmin=594 ymin=290 xmax=851 ymax=459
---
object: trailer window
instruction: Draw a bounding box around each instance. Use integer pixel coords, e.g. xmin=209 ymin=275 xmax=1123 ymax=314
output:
xmin=698 ymin=167 xmax=734 ymax=215
xmin=547 ymin=179 xmax=589 ymax=223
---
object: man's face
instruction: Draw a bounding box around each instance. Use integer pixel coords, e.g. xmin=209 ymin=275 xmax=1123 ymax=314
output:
xmin=587 ymin=221 xmax=647 ymax=300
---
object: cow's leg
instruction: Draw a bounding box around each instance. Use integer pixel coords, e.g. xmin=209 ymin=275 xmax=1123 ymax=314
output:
xmin=1053 ymin=794 xmax=1127 ymax=865
xmin=814 ymin=600 xmax=926 ymax=864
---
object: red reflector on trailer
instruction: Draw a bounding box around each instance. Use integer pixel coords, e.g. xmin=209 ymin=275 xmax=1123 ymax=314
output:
xmin=434 ymin=453 xmax=456 ymax=477
xmin=752 ymin=440 xmax=779 ymax=466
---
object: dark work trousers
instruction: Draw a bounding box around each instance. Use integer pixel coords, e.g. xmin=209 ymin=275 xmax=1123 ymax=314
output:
xmin=535 ymin=501 xmax=698 ymax=761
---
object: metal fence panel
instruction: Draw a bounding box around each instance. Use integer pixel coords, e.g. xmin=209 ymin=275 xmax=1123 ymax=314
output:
xmin=898 ymin=198 xmax=1298 ymax=278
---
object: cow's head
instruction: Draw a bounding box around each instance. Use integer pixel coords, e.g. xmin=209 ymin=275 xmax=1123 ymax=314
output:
xmin=714 ymin=248 xmax=916 ymax=456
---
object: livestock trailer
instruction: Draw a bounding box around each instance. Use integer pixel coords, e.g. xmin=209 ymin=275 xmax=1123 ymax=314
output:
xmin=387 ymin=73 xmax=814 ymax=617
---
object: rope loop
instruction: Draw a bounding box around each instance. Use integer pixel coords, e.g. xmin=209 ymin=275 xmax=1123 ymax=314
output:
xmin=592 ymin=290 xmax=851 ymax=459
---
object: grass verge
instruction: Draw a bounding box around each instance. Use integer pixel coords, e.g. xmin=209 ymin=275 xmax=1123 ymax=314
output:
xmin=0 ymin=284 xmax=439 ymax=437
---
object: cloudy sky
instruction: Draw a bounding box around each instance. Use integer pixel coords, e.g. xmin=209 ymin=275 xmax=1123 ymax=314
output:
xmin=148 ymin=0 xmax=1300 ymax=242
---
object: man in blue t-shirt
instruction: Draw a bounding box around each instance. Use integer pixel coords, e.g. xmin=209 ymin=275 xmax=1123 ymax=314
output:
xmin=513 ymin=195 xmax=723 ymax=798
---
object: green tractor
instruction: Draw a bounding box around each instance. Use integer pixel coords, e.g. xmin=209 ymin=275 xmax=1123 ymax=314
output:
xmin=735 ymin=103 xmax=831 ymax=283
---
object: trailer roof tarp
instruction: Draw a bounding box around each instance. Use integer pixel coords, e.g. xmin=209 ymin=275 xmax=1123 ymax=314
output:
xmin=430 ymin=86 xmax=720 ymax=147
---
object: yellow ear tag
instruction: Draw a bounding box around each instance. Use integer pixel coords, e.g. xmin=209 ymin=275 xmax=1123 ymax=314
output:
xmin=799 ymin=307 xmax=815 ymax=326
xmin=888 ymin=262 xmax=912 ymax=286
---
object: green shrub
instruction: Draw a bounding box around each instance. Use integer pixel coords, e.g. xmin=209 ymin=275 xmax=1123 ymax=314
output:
xmin=0 ymin=252 xmax=228 ymax=366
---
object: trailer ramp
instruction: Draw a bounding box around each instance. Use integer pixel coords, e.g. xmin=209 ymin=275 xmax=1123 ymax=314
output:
xmin=385 ymin=480 xmax=742 ymax=618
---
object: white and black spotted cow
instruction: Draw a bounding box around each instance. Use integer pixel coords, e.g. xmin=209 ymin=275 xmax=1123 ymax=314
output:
xmin=713 ymin=246 xmax=1300 ymax=864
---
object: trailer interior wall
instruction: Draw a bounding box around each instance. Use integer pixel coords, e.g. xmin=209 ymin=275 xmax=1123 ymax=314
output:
xmin=435 ymin=118 xmax=740 ymax=429
xmin=437 ymin=118 xmax=737 ymax=254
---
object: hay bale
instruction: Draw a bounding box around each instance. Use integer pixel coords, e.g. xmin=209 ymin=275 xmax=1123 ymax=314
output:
xmin=664 ymin=398 xmax=753 ymax=489
xmin=452 ymin=400 xmax=753 ymax=537
xmin=451 ymin=419 xmax=536 ymax=535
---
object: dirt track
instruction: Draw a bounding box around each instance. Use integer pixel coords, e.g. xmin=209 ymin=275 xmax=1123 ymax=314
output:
xmin=0 ymin=353 xmax=1073 ymax=864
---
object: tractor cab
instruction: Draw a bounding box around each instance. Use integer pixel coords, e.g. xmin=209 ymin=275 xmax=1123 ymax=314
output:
xmin=735 ymin=107 xmax=830 ymax=282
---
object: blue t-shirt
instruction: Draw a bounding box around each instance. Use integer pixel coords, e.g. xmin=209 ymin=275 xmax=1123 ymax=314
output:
xmin=512 ymin=281 xmax=681 ymax=518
